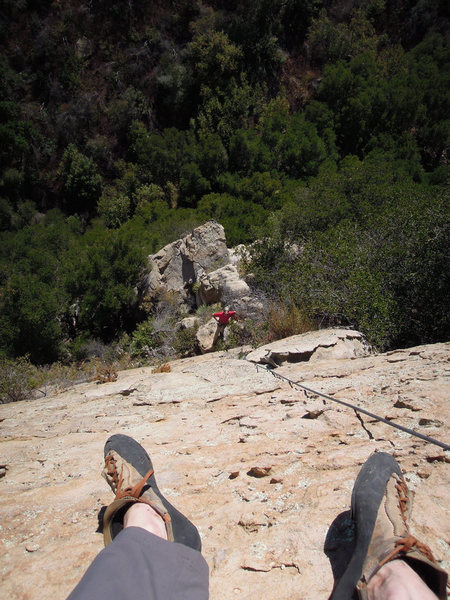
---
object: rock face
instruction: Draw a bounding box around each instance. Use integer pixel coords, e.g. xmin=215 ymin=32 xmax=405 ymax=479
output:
xmin=1 ymin=341 xmax=449 ymax=600
xmin=145 ymin=220 xmax=229 ymax=307
xmin=246 ymin=328 xmax=371 ymax=366
xmin=143 ymin=220 xmax=262 ymax=318
xmin=198 ymin=264 xmax=250 ymax=305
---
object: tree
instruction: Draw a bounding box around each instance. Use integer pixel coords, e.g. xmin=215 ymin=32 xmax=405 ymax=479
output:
xmin=62 ymin=226 xmax=146 ymax=341
xmin=59 ymin=145 xmax=103 ymax=214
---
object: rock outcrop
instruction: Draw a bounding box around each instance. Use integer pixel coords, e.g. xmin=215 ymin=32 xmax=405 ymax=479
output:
xmin=246 ymin=328 xmax=371 ymax=366
xmin=1 ymin=340 xmax=449 ymax=600
xmin=143 ymin=220 xmax=262 ymax=318
xmin=145 ymin=220 xmax=229 ymax=308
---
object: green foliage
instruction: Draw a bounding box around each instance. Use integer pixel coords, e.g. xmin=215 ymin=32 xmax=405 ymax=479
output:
xmin=198 ymin=192 xmax=266 ymax=245
xmin=0 ymin=212 xmax=72 ymax=363
xmin=172 ymin=326 xmax=198 ymax=357
xmin=227 ymin=0 xmax=285 ymax=86
xmin=130 ymin=122 xmax=188 ymax=185
xmin=62 ymin=226 xmax=146 ymax=341
xmin=0 ymin=355 xmax=41 ymax=403
xmin=0 ymin=0 xmax=448 ymax=368
xmin=130 ymin=318 xmax=159 ymax=356
xmin=107 ymin=87 xmax=151 ymax=140
xmin=251 ymin=170 xmax=449 ymax=350
xmin=196 ymin=75 xmax=265 ymax=143
xmin=98 ymin=190 xmax=131 ymax=228
xmin=308 ymin=9 xmax=378 ymax=65
xmin=59 ymin=145 xmax=103 ymax=214
xmin=179 ymin=162 xmax=211 ymax=207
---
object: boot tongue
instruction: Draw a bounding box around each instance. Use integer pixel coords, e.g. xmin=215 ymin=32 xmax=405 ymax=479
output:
xmin=115 ymin=467 xmax=154 ymax=500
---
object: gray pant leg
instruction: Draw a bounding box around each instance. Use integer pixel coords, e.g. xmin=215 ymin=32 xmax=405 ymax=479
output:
xmin=67 ymin=527 xmax=209 ymax=600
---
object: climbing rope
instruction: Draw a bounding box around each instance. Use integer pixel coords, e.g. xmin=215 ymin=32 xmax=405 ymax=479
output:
xmin=250 ymin=361 xmax=450 ymax=452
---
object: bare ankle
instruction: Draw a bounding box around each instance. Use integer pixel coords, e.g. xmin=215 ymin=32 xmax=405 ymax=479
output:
xmin=367 ymin=560 xmax=439 ymax=600
xmin=123 ymin=502 xmax=168 ymax=540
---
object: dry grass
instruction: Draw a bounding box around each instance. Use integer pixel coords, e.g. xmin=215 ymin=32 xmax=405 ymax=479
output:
xmin=152 ymin=362 xmax=171 ymax=373
xmin=94 ymin=365 xmax=118 ymax=383
xmin=266 ymin=300 xmax=316 ymax=341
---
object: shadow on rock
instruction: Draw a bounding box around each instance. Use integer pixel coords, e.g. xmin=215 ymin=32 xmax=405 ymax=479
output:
xmin=324 ymin=509 xmax=356 ymax=599
xmin=96 ymin=506 xmax=106 ymax=534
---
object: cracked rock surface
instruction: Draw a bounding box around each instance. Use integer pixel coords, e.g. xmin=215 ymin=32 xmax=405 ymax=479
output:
xmin=0 ymin=341 xmax=449 ymax=599
xmin=246 ymin=328 xmax=371 ymax=366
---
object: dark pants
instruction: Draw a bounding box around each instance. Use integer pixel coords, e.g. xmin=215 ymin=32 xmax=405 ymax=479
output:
xmin=67 ymin=527 xmax=209 ymax=600
xmin=213 ymin=323 xmax=226 ymax=347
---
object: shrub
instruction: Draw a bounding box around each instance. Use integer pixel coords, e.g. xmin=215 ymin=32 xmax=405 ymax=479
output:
xmin=266 ymin=300 xmax=316 ymax=341
xmin=95 ymin=365 xmax=118 ymax=383
xmin=130 ymin=318 xmax=159 ymax=357
xmin=0 ymin=356 xmax=41 ymax=403
xmin=59 ymin=144 xmax=103 ymax=214
xmin=152 ymin=362 xmax=171 ymax=373
xmin=172 ymin=325 xmax=198 ymax=357
xmin=98 ymin=190 xmax=131 ymax=228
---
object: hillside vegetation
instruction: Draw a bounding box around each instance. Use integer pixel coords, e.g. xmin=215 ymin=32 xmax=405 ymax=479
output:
xmin=0 ymin=0 xmax=449 ymax=373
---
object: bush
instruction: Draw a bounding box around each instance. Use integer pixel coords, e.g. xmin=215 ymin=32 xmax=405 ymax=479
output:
xmin=98 ymin=190 xmax=131 ymax=228
xmin=266 ymin=300 xmax=316 ymax=341
xmin=59 ymin=144 xmax=103 ymax=214
xmin=0 ymin=356 xmax=41 ymax=403
xmin=130 ymin=318 xmax=159 ymax=357
xmin=172 ymin=325 xmax=198 ymax=356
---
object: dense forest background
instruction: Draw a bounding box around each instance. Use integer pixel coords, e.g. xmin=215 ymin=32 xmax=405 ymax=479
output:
xmin=0 ymin=0 xmax=449 ymax=373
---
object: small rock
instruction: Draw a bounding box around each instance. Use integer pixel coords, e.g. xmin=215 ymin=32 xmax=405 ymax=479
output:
xmin=302 ymin=409 xmax=325 ymax=419
xmin=418 ymin=417 xmax=442 ymax=427
xmin=247 ymin=466 xmax=271 ymax=478
xmin=229 ymin=471 xmax=240 ymax=479
xmin=270 ymin=477 xmax=282 ymax=484
xmin=25 ymin=544 xmax=40 ymax=553
xmin=425 ymin=450 xmax=450 ymax=463
xmin=119 ymin=388 xmax=137 ymax=396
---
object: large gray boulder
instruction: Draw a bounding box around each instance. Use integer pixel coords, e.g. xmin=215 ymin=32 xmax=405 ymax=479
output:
xmin=144 ymin=220 xmax=229 ymax=307
xmin=143 ymin=221 xmax=263 ymax=318
xmin=197 ymin=264 xmax=250 ymax=305
xmin=246 ymin=328 xmax=371 ymax=366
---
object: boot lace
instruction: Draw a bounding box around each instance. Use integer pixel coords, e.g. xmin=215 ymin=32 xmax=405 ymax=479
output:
xmin=380 ymin=534 xmax=437 ymax=567
xmin=105 ymin=453 xmax=154 ymax=500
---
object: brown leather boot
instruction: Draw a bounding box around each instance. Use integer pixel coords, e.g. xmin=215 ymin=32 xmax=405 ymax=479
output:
xmin=331 ymin=452 xmax=448 ymax=600
xmin=102 ymin=434 xmax=201 ymax=551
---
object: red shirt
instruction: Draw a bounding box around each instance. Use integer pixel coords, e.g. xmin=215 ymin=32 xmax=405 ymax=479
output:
xmin=213 ymin=310 xmax=236 ymax=325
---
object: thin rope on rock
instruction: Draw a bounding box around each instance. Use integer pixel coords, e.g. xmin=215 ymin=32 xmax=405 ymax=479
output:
xmin=249 ymin=360 xmax=450 ymax=452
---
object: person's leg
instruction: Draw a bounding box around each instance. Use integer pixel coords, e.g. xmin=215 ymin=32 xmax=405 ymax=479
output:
xmin=330 ymin=452 xmax=447 ymax=600
xmin=212 ymin=323 xmax=225 ymax=347
xmin=66 ymin=435 xmax=209 ymax=600
xmin=67 ymin=525 xmax=208 ymax=600
xmin=123 ymin=502 xmax=168 ymax=539
xmin=367 ymin=560 xmax=439 ymax=600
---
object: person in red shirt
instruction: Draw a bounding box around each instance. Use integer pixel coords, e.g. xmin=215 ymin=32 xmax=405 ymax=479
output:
xmin=212 ymin=307 xmax=236 ymax=346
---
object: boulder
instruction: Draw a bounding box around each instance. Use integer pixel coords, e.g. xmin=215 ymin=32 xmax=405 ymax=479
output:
xmin=197 ymin=264 xmax=249 ymax=305
xmin=196 ymin=318 xmax=219 ymax=353
xmin=144 ymin=221 xmax=264 ymax=320
xmin=178 ymin=316 xmax=199 ymax=330
xmin=144 ymin=220 xmax=229 ymax=307
xmin=246 ymin=328 xmax=371 ymax=366
xmin=228 ymin=244 xmax=250 ymax=266
xmin=197 ymin=264 xmax=265 ymax=319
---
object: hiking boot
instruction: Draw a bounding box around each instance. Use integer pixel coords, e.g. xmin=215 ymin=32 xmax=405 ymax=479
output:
xmin=331 ymin=452 xmax=447 ymax=600
xmin=102 ymin=434 xmax=202 ymax=551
